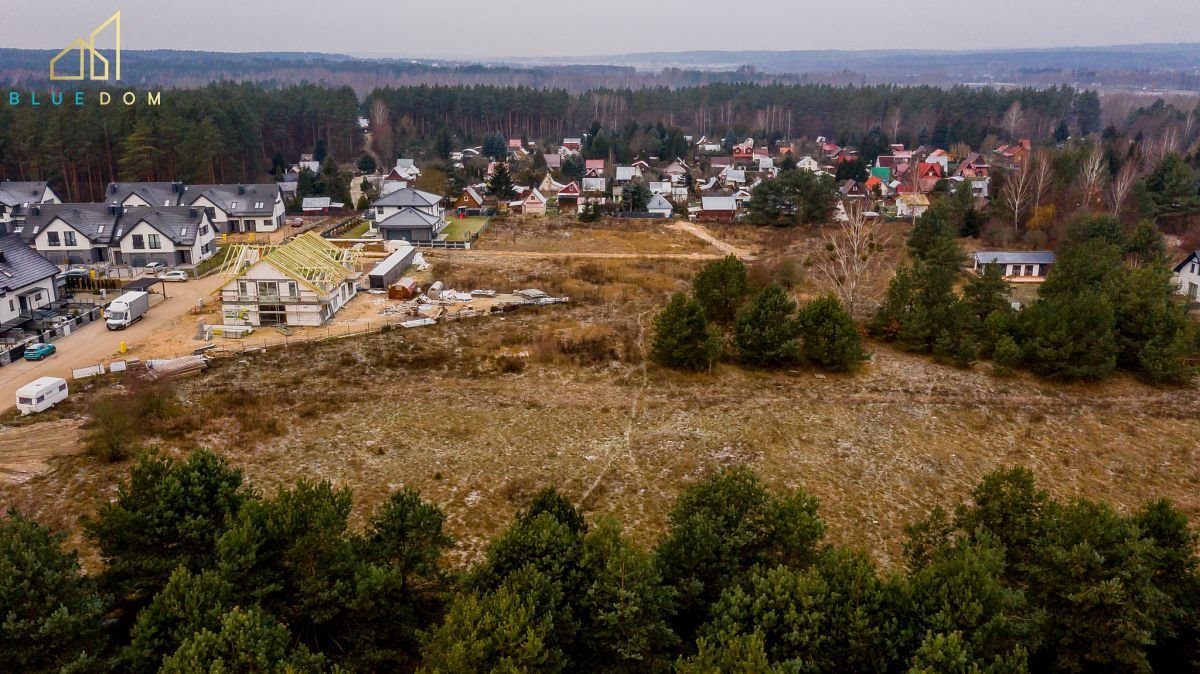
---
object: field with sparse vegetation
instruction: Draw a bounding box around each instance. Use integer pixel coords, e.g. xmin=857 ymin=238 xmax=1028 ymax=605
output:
xmin=3 ymin=237 xmax=1199 ymax=572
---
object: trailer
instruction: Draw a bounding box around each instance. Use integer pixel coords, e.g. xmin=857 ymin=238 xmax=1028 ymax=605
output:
xmin=367 ymin=245 xmax=417 ymax=289
xmin=15 ymin=377 xmax=69 ymax=415
xmin=106 ymin=291 xmax=150 ymax=330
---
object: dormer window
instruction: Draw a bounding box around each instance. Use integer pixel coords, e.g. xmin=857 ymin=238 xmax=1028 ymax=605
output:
xmin=231 ymin=202 xmax=238 ymax=209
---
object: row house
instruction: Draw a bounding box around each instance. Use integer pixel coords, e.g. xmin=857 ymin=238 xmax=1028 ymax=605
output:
xmin=15 ymin=203 xmax=216 ymax=267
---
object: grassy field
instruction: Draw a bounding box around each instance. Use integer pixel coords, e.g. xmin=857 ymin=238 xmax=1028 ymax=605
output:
xmin=476 ymin=215 xmax=721 ymax=255
xmin=192 ymin=244 xmax=232 ymax=276
xmin=440 ymin=216 xmax=490 ymax=241
xmin=336 ymin=221 xmax=372 ymax=239
xmin=3 ymin=228 xmax=1199 ymax=571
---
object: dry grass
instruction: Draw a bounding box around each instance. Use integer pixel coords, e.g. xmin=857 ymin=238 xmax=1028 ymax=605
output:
xmin=3 ymin=237 xmax=1199 ymax=574
xmin=476 ymin=215 xmax=716 ymax=255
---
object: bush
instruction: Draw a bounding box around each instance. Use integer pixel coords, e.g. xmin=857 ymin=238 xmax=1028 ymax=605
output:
xmin=795 ymin=295 xmax=865 ymax=372
xmin=992 ymin=334 xmax=1022 ymax=377
xmin=84 ymin=395 xmax=139 ymax=462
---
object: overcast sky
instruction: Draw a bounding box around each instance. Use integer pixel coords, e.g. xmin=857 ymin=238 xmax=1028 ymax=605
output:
xmin=8 ymin=0 xmax=1200 ymax=59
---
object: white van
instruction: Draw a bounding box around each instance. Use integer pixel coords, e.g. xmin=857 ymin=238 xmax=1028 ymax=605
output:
xmin=15 ymin=377 xmax=69 ymax=415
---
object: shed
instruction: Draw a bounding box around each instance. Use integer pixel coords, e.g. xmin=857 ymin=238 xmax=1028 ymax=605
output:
xmin=367 ymin=245 xmax=416 ymax=289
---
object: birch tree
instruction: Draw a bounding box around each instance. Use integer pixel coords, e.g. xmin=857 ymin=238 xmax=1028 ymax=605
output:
xmin=815 ymin=199 xmax=894 ymax=318
xmin=1078 ymin=143 xmax=1107 ymax=209
xmin=1106 ymin=160 xmax=1139 ymax=216
xmin=1000 ymin=164 xmax=1033 ymax=233
xmin=1002 ymin=101 xmax=1025 ymax=140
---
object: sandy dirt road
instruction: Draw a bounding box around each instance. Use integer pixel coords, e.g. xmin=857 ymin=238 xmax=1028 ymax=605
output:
xmin=669 ymin=221 xmax=757 ymax=260
xmin=0 ymin=273 xmax=227 ymax=413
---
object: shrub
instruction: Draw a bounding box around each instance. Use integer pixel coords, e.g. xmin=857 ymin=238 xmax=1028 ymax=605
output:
xmin=733 ymin=285 xmax=801 ymax=366
xmin=795 ymin=295 xmax=865 ymax=372
xmin=84 ymin=395 xmax=139 ymax=462
xmin=650 ymin=293 xmax=722 ymax=372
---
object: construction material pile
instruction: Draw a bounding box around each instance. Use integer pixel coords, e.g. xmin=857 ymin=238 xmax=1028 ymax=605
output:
xmin=145 ymin=355 xmax=209 ymax=380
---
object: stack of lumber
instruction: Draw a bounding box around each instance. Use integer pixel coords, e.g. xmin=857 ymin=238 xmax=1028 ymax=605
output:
xmin=145 ymin=355 xmax=209 ymax=380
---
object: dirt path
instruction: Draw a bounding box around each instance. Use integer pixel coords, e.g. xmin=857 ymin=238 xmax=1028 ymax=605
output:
xmin=0 ymin=273 xmax=227 ymax=413
xmin=0 ymin=419 xmax=85 ymax=485
xmin=669 ymin=221 xmax=757 ymax=259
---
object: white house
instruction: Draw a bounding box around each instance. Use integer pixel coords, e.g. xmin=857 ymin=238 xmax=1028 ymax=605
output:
xmin=182 ymin=184 xmax=286 ymax=234
xmin=646 ymin=194 xmax=674 ymax=218
xmin=972 ymin=251 xmax=1055 ymax=283
xmin=796 ymin=156 xmax=822 ymax=172
xmin=0 ymin=181 xmax=60 ymax=232
xmin=0 ymin=234 xmax=59 ymax=327
xmin=220 ymin=232 xmax=359 ymax=327
xmin=17 ymin=203 xmax=215 ymax=267
xmin=1173 ymin=251 xmax=1200 ymax=300
xmin=897 ymin=194 xmax=932 ymax=219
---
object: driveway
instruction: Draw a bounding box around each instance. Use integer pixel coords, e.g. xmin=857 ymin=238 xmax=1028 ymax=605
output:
xmin=0 ymin=273 xmax=227 ymax=413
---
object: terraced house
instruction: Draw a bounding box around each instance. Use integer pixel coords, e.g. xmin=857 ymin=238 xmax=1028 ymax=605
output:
xmin=0 ymin=181 xmax=60 ymax=231
xmin=14 ymin=203 xmax=217 ymax=267
xmin=103 ymin=181 xmax=286 ymax=234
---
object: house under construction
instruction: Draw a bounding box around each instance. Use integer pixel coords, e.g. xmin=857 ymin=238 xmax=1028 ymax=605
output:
xmin=218 ymin=231 xmax=362 ymax=327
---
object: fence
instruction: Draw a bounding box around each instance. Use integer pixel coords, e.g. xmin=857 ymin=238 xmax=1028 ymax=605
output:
xmin=0 ymin=305 xmax=102 ymax=367
xmin=321 ymin=216 xmax=366 ymax=238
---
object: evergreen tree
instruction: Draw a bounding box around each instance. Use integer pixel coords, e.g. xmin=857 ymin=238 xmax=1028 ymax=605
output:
xmin=0 ymin=511 xmax=107 ymax=673
xmin=1145 ymin=153 xmax=1200 ymax=218
xmin=691 ymin=255 xmax=749 ymax=326
xmin=733 ymin=284 xmax=802 ymax=366
xmin=486 ymin=163 xmax=517 ymax=201
xmin=622 ymin=180 xmax=652 ymax=212
xmin=795 ymin=294 xmax=866 ymax=371
xmin=159 ymin=607 xmax=326 ymax=674
xmin=356 ymin=154 xmax=377 ymax=173
xmin=650 ymin=293 xmax=722 ymax=372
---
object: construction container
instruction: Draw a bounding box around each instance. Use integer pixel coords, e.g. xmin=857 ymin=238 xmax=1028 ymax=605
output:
xmin=388 ymin=277 xmax=418 ymax=300
xmin=428 ymin=281 xmax=445 ymax=299
xmin=367 ymin=245 xmax=417 ymax=289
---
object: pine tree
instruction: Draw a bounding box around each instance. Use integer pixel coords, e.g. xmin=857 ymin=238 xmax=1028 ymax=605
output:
xmin=691 ymin=255 xmax=749 ymax=325
xmin=733 ymin=284 xmax=801 ymax=366
xmin=486 ymin=163 xmax=517 ymax=201
xmin=796 ymin=294 xmax=866 ymax=372
xmin=650 ymin=293 xmax=722 ymax=372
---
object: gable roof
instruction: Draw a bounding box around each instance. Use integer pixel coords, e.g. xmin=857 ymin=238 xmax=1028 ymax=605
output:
xmin=374 ymin=187 xmax=443 ymax=208
xmin=15 ymin=203 xmax=204 ymax=246
xmin=0 ymin=234 xmax=58 ymax=292
xmin=0 ymin=181 xmax=52 ymax=208
xmin=124 ymin=209 xmax=206 ymax=246
xmin=646 ymin=194 xmax=672 ymax=211
xmin=701 ymin=196 xmax=737 ymax=211
xmin=256 ymin=231 xmax=354 ymax=293
xmin=376 ymin=207 xmax=444 ymax=230
xmin=104 ymin=182 xmax=185 ymax=207
xmin=183 ymin=184 xmax=280 ymax=216
xmin=973 ymin=251 xmax=1056 ymax=265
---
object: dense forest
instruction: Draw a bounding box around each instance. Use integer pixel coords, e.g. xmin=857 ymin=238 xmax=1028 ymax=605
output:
xmin=3 ymin=449 xmax=1197 ymax=672
xmin=365 ymin=83 xmax=1098 ymax=156
xmin=0 ymin=83 xmax=360 ymax=201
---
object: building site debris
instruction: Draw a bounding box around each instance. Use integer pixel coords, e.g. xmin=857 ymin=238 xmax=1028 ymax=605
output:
xmin=146 ymin=355 xmax=208 ymax=380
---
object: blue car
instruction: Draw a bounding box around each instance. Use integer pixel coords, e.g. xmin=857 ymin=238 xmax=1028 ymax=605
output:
xmin=23 ymin=343 xmax=56 ymax=361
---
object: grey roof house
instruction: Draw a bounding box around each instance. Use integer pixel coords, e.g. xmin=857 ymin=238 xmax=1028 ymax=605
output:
xmin=372 ymin=188 xmax=446 ymax=243
xmin=0 ymin=234 xmax=60 ymax=328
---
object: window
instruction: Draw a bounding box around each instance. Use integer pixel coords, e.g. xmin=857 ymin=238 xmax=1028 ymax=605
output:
xmin=244 ymin=220 xmax=255 ymax=229
xmin=230 ymin=201 xmax=238 ymax=209
xmin=148 ymin=233 xmax=161 ymax=249
xmin=254 ymin=202 xmax=264 ymax=209
xmin=199 ymin=225 xmax=209 ymax=237
xmin=47 ymin=231 xmax=60 ymax=246
xmin=64 ymin=231 xmax=76 ymax=246
xmin=132 ymin=234 xmax=145 ymax=249
xmin=7 ymin=300 xmax=12 ymax=312
xmin=1192 ymin=262 xmax=1198 ymax=275
xmin=1190 ymin=283 xmax=1198 ymax=300
xmin=1023 ymin=265 xmax=1035 ymax=277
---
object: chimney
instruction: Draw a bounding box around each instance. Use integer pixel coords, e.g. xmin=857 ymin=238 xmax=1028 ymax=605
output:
xmin=109 ymin=184 xmax=118 ymax=194
xmin=238 ymin=185 xmax=246 ymax=195
xmin=173 ymin=182 xmax=183 ymax=193
xmin=189 ymin=207 xmax=197 ymax=218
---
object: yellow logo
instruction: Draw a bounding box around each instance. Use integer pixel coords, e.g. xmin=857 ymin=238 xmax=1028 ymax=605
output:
xmin=50 ymin=11 xmax=121 ymax=81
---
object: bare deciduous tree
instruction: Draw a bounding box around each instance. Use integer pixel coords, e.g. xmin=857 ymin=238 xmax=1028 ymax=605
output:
xmin=1031 ymin=151 xmax=1054 ymax=209
xmin=1000 ymin=163 xmax=1033 ymax=233
xmin=1003 ymin=101 xmax=1025 ymax=140
xmin=369 ymin=98 xmax=393 ymax=168
xmin=1078 ymin=143 xmax=1107 ymax=209
xmin=1107 ymin=160 xmax=1139 ymax=216
xmin=815 ymin=199 xmax=895 ymax=318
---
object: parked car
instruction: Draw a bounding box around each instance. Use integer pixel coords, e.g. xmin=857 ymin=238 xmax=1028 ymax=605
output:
xmin=23 ymin=343 xmax=56 ymax=361
xmin=64 ymin=266 xmax=91 ymax=279
xmin=289 ymin=217 xmax=305 ymax=227
xmin=159 ymin=270 xmax=189 ymax=282
xmin=144 ymin=262 xmax=167 ymax=272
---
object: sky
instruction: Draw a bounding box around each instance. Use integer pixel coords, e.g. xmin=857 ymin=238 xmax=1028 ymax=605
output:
xmin=7 ymin=0 xmax=1200 ymax=60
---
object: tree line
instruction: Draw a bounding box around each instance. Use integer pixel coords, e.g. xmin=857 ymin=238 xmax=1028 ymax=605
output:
xmin=0 ymin=83 xmax=361 ymax=202
xmin=3 ymin=451 xmax=1198 ymax=673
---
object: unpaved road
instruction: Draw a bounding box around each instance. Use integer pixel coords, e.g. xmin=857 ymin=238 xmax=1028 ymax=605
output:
xmin=0 ymin=273 xmax=227 ymax=413
xmin=669 ymin=221 xmax=757 ymax=259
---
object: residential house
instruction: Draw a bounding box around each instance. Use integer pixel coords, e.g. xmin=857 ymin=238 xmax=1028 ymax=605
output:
xmin=699 ymin=196 xmax=738 ymax=220
xmin=556 ymin=181 xmax=581 ymax=209
xmin=839 ymin=180 xmax=868 ymax=199
xmin=182 ymin=184 xmax=285 ymax=234
xmin=897 ymin=193 xmax=931 ymax=219
xmin=537 ymin=174 xmax=565 ymax=196
xmin=956 ymin=153 xmax=991 ymax=178
xmin=373 ymin=187 xmax=446 ymax=242
xmin=720 ymin=168 xmax=747 ymax=189
xmin=581 ymin=177 xmax=607 ymax=194
xmin=0 ymin=234 xmax=60 ymax=328
xmin=663 ymin=159 xmax=691 ymax=177
xmin=796 ymin=156 xmax=821 ymax=172
xmin=732 ymin=140 xmax=755 ymax=162
xmin=510 ymin=188 xmax=548 ymax=216
xmin=585 ymin=159 xmax=606 ymax=177
xmin=615 ymin=166 xmax=643 ymax=184
xmin=648 ymin=181 xmax=672 ymax=195
xmin=1173 ymin=251 xmax=1200 ymax=300
xmin=972 ymin=251 xmax=1055 ymax=283
xmin=301 ymin=197 xmax=342 ymax=215
xmin=220 ymin=232 xmax=359 ymax=327
xmin=925 ymin=149 xmax=950 ymax=173
xmin=543 ymin=153 xmax=562 ymax=170
xmin=777 ymin=143 xmax=795 ymax=156
xmin=562 ymin=138 xmax=583 ymax=153
xmin=0 ymin=181 xmax=60 ymax=232
xmin=17 ymin=203 xmax=216 ymax=267
xmin=646 ymin=194 xmax=674 ymax=218
xmin=454 ymin=186 xmax=485 ymax=212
